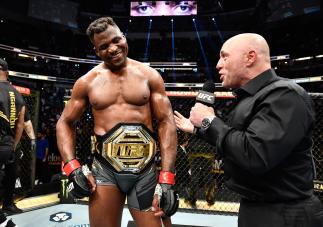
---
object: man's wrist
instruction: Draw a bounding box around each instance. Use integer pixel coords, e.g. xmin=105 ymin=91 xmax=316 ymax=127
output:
xmin=159 ymin=171 xmax=175 ymax=185
xmin=63 ymin=159 xmax=81 ymax=176
xmin=201 ymin=115 xmax=216 ymax=131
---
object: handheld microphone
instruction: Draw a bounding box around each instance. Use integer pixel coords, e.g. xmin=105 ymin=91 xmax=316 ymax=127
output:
xmin=196 ymin=80 xmax=216 ymax=106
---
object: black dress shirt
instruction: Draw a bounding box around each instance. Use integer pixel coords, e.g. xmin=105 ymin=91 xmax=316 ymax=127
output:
xmin=201 ymin=69 xmax=316 ymax=202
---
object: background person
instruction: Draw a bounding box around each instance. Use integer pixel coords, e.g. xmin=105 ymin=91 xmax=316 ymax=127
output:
xmin=35 ymin=131 xmax=49 ymax=184
xmin=56 ymin=17 xmax=178 ymax=227
xmin=174 ymin=33 xmax=323 ymax=227
xmin=23 ymin=109 xmax=36 ymax=153
xmin=0 ymin=58 xmax=25 ymax=225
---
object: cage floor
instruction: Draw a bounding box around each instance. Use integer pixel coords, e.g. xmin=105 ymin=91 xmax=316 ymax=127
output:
xmin=6 ymin=195 xmax=238 ymax=227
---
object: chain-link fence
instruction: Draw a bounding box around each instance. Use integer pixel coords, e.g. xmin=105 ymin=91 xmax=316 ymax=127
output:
xmin=16 ymin=91 xmax=39 ymax=195
xmin=73 ymin=93 xmax=323 ymax=214
xmin=312 ymin=94 xmax=323 ymax=201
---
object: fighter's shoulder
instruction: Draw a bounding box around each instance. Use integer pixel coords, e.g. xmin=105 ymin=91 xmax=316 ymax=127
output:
xmin=75 ymin=63 xmax=104 ymax=85
xmin=128 ymin=58 xmax=160 ymax=78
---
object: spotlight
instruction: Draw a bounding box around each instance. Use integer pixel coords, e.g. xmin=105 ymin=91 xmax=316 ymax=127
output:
xmin=171 ymin=18 xmax=173 ymax=22
xmin=150 ymin=19 xmax=152 ymax=22
xmin=212 ymin=18 xmax=215 ymax=21
xmin=129 ymin=19 xmax=132 ymax=23
xmin=192 ymin=18 xmax=195 ymax=21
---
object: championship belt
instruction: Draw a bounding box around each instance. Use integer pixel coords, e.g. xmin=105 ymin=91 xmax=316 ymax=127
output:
xmin=96 ymin=123 xmax=157 ymax=173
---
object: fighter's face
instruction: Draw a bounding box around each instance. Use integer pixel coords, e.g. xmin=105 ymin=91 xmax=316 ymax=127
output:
xmin=93 ymin=26 xmax=128 ymax=70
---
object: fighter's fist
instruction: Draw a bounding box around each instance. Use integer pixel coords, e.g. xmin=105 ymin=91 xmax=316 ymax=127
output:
xmin=153 ymin=171 xmax=179 ymax=217
xmin=63 ymin=159 xmax=94 ymax=198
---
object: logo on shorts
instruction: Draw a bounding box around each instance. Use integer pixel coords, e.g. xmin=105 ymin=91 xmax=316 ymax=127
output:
xmin=49 ymin=211 xmax=72 ymax=222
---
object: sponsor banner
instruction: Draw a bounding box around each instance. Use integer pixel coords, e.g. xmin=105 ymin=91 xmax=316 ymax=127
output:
xmin=314 ymin=180 xmax=323 ymax=192
xmin=13 ymin=85 xmax=31 ymax=95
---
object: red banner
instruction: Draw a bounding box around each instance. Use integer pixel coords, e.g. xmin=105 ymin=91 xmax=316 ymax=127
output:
xmin=13 ymin=85 xmax=31 ymax=95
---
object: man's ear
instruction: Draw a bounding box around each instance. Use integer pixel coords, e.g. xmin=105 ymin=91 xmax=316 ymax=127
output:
xmin=246 ymin=50 xmax=256 ymax=66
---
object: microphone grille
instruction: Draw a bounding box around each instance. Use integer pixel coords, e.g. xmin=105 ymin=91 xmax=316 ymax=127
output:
xmin=202 ymin=80 xmax=216 ymax=93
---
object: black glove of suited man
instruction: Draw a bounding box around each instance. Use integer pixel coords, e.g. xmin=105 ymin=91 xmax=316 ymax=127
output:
xmin=155 ymin=171 xmax=179 ymax=217
xmin=63 ymin=159 xmax=92 ymax=199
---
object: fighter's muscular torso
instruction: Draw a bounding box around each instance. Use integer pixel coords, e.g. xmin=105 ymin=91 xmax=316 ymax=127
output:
xmin=87 ymin=58 xmax=154 ymax=135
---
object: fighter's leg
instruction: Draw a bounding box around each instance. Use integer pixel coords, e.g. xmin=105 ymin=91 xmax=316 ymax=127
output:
xmin=89 ymin=185 xmax=126 ymax=227
xmin=129 ymin=208 xmax=172 ymax=227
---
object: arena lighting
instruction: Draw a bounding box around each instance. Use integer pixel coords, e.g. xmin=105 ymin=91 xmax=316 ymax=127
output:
xmin=18 ymin=53 xmax=32 ymax=59
xmin=171 ymin=18 xmax=176 ymax=61
xmin=146 ymin=62 xmax=197 ymax=67
xmin=171 ymin=16 xmax=176 ymax=80
xmin=211 ymin=17 xmax=224 ymax=43
xmin=124 ymin=19 xmax=131 ymax=37
xmin=13 ymin=48 xmax=22 ymax=53
xmin=0 ymin=43 xmax=100 ymax=64
xmin=9 ymin=69 xmax=323 ymax=89
xmin=0 ymin=43 xmax=318 ymax=68
xmin=270 ymin=54 xmax=290 ymax=61
xmin=192 ymin=18 xmax=211 ymax=79
xmin=294 ymin=56 xmax=314 ymax=61
xmin=144 ymin=19 xmax=153 ymax=61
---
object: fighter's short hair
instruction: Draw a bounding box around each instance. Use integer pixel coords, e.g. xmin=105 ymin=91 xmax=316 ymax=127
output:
xmin=86 ymin=17 xmax=118 ymax=42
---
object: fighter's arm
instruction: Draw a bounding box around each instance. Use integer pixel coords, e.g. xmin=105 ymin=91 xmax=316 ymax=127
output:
xmin=14 ymin=105 xmax=25 ymax=150
xmin=56 ymin=77 xmax=88 ymax=163
xmin=150 ymin=69 xmax=179 ymax=217
xmin=57 ymin=76 xmax=96 ymax=196
xmin=24 ymin=120 xmax=36 ymax=140
xmin=149 ymin=69 xmax=177 ymax=172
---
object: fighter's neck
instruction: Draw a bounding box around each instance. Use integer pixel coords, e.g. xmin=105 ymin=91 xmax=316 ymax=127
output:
xmin=106 ymin=58 xmax=130 ymax=73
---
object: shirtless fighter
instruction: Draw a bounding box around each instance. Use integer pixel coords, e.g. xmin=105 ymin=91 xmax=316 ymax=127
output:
xmin=56 ymin=17 xmax=178 ymax=227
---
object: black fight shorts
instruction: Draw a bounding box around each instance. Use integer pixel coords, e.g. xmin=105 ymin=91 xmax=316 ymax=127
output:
xmin=91 ymin=155 xmax=158 ymax=211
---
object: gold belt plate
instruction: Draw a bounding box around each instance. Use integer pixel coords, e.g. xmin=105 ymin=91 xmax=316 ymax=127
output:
xmin=102 ymin=124 xmax=156 ymax=173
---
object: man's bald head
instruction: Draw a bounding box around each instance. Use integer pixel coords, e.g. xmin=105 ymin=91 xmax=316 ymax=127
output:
xmin=216 ymin=33 xmax=272 ymax=88
xmin=225 ymin=33 xmax=271 ymax=65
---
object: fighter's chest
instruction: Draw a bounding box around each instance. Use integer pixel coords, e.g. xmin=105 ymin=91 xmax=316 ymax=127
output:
xmin=88 ymin=76 xmax=150 ymax=109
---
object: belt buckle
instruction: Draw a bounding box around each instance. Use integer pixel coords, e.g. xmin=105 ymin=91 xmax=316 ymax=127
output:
xmin=102 ymin=124 xmax=156 ymax=173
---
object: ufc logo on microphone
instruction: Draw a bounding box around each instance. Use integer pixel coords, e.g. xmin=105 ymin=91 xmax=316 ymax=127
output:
xmin=197 ymin=93 xmax=213 ymax=101
xmin=196 ymin=90 xmax=215 ymax=105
